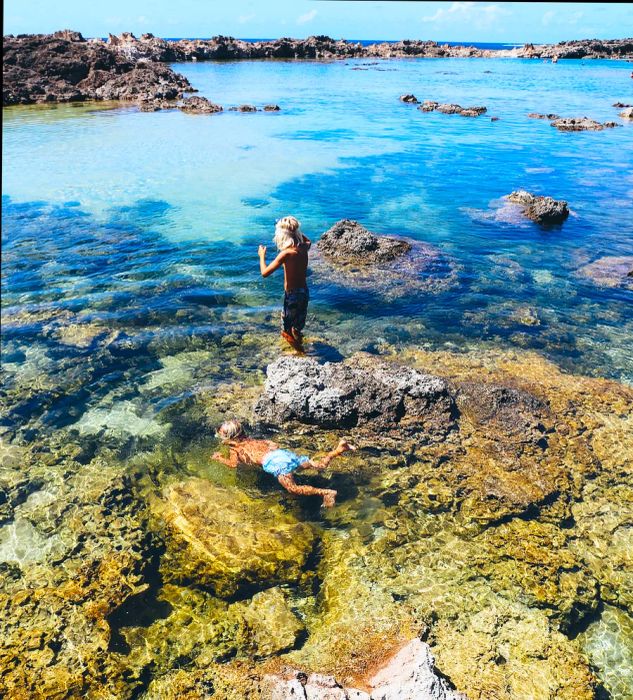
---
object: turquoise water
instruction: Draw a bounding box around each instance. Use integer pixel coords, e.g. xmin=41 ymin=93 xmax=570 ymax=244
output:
xmin=2 ymin=57 xmax=633 ymax=443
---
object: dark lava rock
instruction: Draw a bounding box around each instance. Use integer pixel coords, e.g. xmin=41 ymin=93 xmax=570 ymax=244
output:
xmin=527 ymin=113 xmax=560 ymax=120
xmin=318 ymin=219 xmax=411 ymax=264
xmin=506 ymin=190 xmax=570 ymax=225
xmin=313 ymin=219 xmax=458 ymax=298
xmin=3 ymin=31 xmax=192 ymax=106
xmin=490 ymin=117 xmax=500 ymax=122
xmin=179 ymin=96 xmax=223 ymax=114
xmin=399 ymin=94 xmax=419 ymax=103
xmin=419 ymin=102 xmax=487 ymax=117
xmin=228 ymin=104 xmax=258 ymax=112
xmin=612 ymin=102 xmax=631 ymax=108
xmin=550 ymin=117 xmax=614 ymax=131
xmin=253 ymin=353 xmax=456 ymax=441
xmin=263 ymin=104 xmax=280 ymax=111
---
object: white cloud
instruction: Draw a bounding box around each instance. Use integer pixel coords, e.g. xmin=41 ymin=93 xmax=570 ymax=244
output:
xmin=422 ymin=2 xmax=509 ymax=29
xmin=542 ymin=10 xmax=555 ymax=27
xmin=569 ymin=11 xmax=584 ymax=26
xmin=238 ymin=13 xmax=256 ymax=24
xmin=297 ymin=9 xmax=317 ymax=25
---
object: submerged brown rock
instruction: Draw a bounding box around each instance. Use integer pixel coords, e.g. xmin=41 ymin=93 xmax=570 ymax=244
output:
xmin=550 ymin=116 xmax=621 ymax=131
xmin=577 ymin=255 xmax=633 ymax=289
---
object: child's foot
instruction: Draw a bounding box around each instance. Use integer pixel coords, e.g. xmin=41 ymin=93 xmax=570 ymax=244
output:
xmin=322 ymin=490 xmax=337 ymax=508
xmin=281 ymin=331 xmax=303 ymax=352
xmin=337 ymin=439 xmax=357 ymax=454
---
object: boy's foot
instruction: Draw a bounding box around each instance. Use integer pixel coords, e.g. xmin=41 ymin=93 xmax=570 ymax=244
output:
xmin=322 ymin=490 xmax=337 ymax=508
xmin=281 ymin=330 xmax=304 ymax=353
xmin=337 ymin=439 xmax=357 ymax=454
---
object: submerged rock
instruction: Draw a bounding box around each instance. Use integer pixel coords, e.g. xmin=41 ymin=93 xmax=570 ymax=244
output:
xmin=399 ymin=93 xmax=419 ymax=103
xmin=506 ymin=190 xmax=569 ymax=224
xmin=577 ymin=255 xmax=633 ymax=289
xmin=263 ymin=103 xmax=281 ymax=111
xmin=153 ymin=478 xmax=316 ymax=597
xmin=318 ymin=219 xmax=411 ymax=264
xmin=179 ymin=95 xmax=223 ymax=113
xmin=620 ymin=106 xmax=633 ymax=119
xmin=527 ymin=112 xmax=560 ymax=119
xmin=254 ymin=353 xmax=455 ymax=441
xmin=229 ymin=104 xmax=258 ymax=112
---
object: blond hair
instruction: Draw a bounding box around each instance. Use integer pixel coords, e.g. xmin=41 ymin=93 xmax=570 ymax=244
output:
xmin=217 ymin=419 xmax=244 ymax=442
xmin=274 ymin=216 xmax=307 ymax=250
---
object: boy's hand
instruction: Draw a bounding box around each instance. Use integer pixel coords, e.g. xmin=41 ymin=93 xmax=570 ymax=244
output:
xmin=258 ymin=245 xmax=267 ymax=258
xmin=212 ymin=451 xmax=222 ymax=460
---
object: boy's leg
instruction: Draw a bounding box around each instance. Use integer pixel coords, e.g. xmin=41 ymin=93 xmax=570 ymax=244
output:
xmin=308 ymin=439 xmax=356 ymax=471
xmin=277 ymin=473 xmax=337 ymax=507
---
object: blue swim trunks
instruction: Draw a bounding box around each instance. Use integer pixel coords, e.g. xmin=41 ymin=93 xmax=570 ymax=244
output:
xmin=262 ymin=449 xmax=310 ymax=478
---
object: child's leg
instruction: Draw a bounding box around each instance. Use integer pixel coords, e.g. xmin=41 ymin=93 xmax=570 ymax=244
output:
xmin=277 ymin=473 xmax=337 ymax=507
xmin=307 ymin=439 xmax=356 ymax=471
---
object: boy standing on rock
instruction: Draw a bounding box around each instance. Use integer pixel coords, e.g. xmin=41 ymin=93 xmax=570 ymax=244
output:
xmin=213 ymin=419 xmax=355 ymax=508
xmin=258 ymin=216 xmax=311 ymax=352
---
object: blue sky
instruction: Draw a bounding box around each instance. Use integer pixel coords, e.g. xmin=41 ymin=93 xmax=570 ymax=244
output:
xmin=4 ymin=2 xmax=632 ymax=43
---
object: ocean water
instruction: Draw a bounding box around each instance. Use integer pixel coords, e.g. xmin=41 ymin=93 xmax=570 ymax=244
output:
xmin=2 ymin=55 xmax=633 ymax=698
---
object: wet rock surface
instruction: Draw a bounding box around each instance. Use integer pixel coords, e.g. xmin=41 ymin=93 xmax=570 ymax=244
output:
xmin=419 ymin=102 xmax=487 ymax=116
xmin=506 ymin=190 xmax=570 ymax=224
xmin=152 ymin=478 xmax=316 ymax=597
xmin=318 ymin=219 xmax=412 ymax=265
xmin=314 ymin=220 xmax=458 ymax=298
xmin=178 ymin=95 xmax=223 ymax=113
xmin=3 ymin=31 xmax=192 ymax=106
xmin=550 ymin=116 xmax=621 ymax=131
xmin=254 ymin=353 xmax=456 ymax=440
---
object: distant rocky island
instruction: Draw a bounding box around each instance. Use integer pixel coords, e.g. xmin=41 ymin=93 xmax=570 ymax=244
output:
xmin=3 ymin=30 xmax=633 ymax=107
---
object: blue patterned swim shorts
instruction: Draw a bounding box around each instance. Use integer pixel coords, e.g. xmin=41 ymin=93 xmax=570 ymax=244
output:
xmin=282 ymin=287 xmax=309 ymax=333
xmin=262 ymin=449 xmax=310 ymax=478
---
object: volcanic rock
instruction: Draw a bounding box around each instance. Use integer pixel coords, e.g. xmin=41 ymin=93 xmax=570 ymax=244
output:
xmin=613 ymin=102 xmax=632 ymax=108
xmin=620 ymin=107 xmax=633 ymax=119
xmin=550 ymin=116 xmax=619 ymax=131
xmin=2 ymin=31 xmax=192 ymax=106
xmin=419 ymin=102 xmax=487 ymax=116
xmin=318 ymin=219 xmax=411 ymax=264
xmin=229 ymin=104 xmax=258 ymax=112
xmin=263 ymin=103 xmax=281 ymax=111
xmin=399 ymin=94 xmax=419 ymax=103
xmin=253 ymin=353 xmax=455 ymax=441
xmin=506 ymin=190 xmax=569 ymax=224
xmin=527 ymin=112 xmax=560 ymax=119
xmin=178 ymin=95 xmax=223 ymax=113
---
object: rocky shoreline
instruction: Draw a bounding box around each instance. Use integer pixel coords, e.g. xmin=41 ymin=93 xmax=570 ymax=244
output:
xmin=3 ymin=30 xmax=633 ymax=107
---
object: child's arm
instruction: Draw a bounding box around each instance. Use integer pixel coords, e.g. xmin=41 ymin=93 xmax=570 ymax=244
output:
xmin=302 ymin=235 xmax=312 ymax=249
xmin=258 ymin=245 xmax=287 ymax=278
xmin=212 ymin=447 xmax=239 ymax=468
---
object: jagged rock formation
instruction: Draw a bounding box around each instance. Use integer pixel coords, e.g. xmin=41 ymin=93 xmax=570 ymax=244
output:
xmin=179 ymin=95 xmax=223 ymax=113
xmin=418 ymin=102 xmax=487 ymax=117
xmin=2 ymin=30 xmax=192 ymax=106
xmin=506 ymin=190 xmax=570 ymax=224
xmin=313 ymin=220 xmax=458 ymax=298
xmin=550 ymin=116 xmax=621 ymax=131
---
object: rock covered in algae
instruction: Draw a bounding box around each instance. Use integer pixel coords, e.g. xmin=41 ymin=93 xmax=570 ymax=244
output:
xmin=313 ymin=221 xmax=458 ymax=298
xmin=153 ymin=478 xmax=316 ymax=597
xmin=121 ymin=584 xmax=304 ymax=672
xmin=578 ymin=604 xmax=633 ymax=700
xmin=254 ymin=353 xmax=455 ymax=440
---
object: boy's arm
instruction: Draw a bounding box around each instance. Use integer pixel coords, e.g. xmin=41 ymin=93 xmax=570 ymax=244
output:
xmin=258 ymin=246 xmax=287 ymax=277
xmin=212 ymin=448 xmax=239 ymax=468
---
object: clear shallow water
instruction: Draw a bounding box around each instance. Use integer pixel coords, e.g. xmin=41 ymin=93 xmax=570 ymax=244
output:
xmin=2 ymin=56 xmax=633 ymax=699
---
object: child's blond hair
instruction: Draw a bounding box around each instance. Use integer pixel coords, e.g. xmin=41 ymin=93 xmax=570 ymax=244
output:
xmin=217 ymin=419 xmax=244 ymax=442
xmin=274 ymin=216 xmax=307 ymax=250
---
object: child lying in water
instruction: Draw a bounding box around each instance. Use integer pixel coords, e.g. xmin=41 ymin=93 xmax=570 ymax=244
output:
xmin=212 ymin=419 xmax=355 ymax=508
xmin=258 ymin=215 xmax=311 ymax=352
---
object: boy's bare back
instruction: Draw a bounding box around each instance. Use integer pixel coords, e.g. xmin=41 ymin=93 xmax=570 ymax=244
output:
xmin=281 ymin=242 xmax=310 ymax=291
